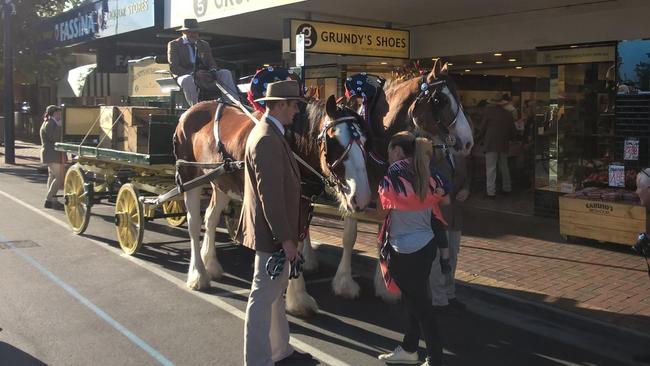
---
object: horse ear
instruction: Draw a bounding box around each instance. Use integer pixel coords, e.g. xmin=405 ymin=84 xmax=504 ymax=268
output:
xmin=326 ymin=95 xmax=337 ymax=118
xmin=440 ymin=62 xmax=449 ymax=76
xmin=427 ymin=59 xmax=442 ymax=83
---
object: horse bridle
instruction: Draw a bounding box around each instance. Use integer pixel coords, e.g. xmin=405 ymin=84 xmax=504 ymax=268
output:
xmin=317 ymin=113 xmax=367 ymax=190
xmin=415 ymin=76 xmax=464 ymax=151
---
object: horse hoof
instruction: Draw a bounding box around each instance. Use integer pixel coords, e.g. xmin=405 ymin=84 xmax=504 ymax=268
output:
xmin=332 ymin=273 xmax=360 ymax=299
xmin=286 ymin=293 xmax=319 ymax=317
xmin=206 ymin=260 xmax=224 ymax=280
xmin=187 ymin=272 xmax=211 ymax=291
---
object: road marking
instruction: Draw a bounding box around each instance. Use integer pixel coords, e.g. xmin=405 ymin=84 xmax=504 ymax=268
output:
xmin=0 ymin=189 xmax=351 ymax=366
xmin=0 ymin=236 xmax=175 ymax=366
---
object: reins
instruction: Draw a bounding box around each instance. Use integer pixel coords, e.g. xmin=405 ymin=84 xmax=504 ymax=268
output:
xmin=213 ymin=80 xmax=362 ymax=190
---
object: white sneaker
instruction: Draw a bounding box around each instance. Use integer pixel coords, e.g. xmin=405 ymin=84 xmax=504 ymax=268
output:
xmin=378 ymin=345 xmax=419 ymax=364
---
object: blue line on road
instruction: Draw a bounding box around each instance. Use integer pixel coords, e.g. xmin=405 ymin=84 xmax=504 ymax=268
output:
xmin=2 ymin=236 xmax=175 ymax=366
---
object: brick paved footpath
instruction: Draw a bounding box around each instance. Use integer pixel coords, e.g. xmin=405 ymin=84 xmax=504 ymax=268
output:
xmin=4 ymin=140 xmax=650 ymax=338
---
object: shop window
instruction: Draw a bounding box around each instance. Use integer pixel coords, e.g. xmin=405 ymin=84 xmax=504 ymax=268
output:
xmin=534 ymin=61 xmax=616 ymax=193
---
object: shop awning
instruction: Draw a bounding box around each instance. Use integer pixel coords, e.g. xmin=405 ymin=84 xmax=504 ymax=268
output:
xmin=67 ymin=64 xmax=97 ymax=97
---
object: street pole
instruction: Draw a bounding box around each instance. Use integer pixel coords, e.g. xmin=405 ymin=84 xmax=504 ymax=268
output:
xmin=2 ymin=0 xmax=15 ymax=164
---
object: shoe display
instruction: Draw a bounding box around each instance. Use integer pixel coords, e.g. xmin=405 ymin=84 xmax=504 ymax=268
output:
xmin=378 ymin=345 xmax=420 ymax=364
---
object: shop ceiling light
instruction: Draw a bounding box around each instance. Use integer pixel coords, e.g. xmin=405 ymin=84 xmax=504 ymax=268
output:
xmin=475 ymin=61 xmax=483 ymax=64
xmin=447 ymin=63 xmax=453 ymax=66
xmin=516 ymin=66 xmax=523 ymax=69
xmin=464 ymin=69 xmax=471 ymax=72
xmin=380 ymin=62 xmax=388 ymax=65
xmin=493 ymin=53 xmax=503 ymax=56
xmin=508 ymin=58 xmax=517 ymax=62
xmin=263 ymin=64 xmax=270 ymax=67
xmin=570 ymin=45 xmax=579 ymax=48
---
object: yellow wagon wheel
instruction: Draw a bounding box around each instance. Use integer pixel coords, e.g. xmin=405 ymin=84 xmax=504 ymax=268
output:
xmin=162 ymin=200 xmax=186 ymax=227
xmin=63 ymin=165 xmax=91 ymax=234
xmin=115 ymin=183 xmax=145 ymax=255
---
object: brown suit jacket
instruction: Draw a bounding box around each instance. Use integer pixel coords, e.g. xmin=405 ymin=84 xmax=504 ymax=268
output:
xmin=479 ymin=106 xmax=516 ymax=153
xmin=236 ymin=117 xmax=302 ymax=253
xmin=167 ymin=37 xmax=217 ymax=77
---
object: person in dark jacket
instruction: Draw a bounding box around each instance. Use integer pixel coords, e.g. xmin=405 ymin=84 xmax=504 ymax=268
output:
xmin=478 ymin=97 xmax=517 ymax=197
xmin=40 ymin=105 xmax=66 ymax=209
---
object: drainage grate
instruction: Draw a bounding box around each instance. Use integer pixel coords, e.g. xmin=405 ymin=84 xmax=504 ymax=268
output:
xmin=0 ymin=240 xmax=40 ymax=250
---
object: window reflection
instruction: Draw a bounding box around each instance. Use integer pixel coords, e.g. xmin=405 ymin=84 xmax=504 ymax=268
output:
xmin=617 ymin=39 xmax=650 ymax=93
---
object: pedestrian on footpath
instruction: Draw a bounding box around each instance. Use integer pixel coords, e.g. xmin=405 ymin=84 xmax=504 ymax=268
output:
xmin=40 ymin=105 xmax=66 ymax=210
xmin=430 ymin=154 xmax=471 ymax=311
xmin=377 ymin=131 xmax=451 ymax=366
xmin=235 ymin=80 xmax=312 ymax=366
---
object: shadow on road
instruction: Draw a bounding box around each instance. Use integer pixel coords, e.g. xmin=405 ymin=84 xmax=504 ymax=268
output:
xmin=0 ymin=341 xmax=47 ymax=366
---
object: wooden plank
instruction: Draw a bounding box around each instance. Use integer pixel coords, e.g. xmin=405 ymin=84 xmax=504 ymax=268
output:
xmin=559 ymin=196 xmax=645 ymax=220
xmin=560 ymin=222 xmax=638 ymax=245
xmin=312 ymin=204 xmax=384 ymax=223
xmin=560 ymin=210 xmax=645 ymax=232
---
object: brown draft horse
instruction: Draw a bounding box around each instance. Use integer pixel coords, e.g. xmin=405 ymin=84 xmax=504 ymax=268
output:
xmin=302 ymin=61 xmax=474 ymax=300
xmin=173 ymin=95 xmax=371 ymax=316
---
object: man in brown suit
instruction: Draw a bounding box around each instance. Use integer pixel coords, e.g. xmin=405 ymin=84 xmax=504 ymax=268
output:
xmin=478 ymin=98 xmax=517 ymax=198
xmin=236 ymin=81 xmax=311 ymax=366
xmin=167 ymin=18 xmax=239 ymax=105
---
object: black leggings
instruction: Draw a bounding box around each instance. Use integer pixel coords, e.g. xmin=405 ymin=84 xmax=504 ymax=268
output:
xmin=388 ymin=240 xmax=442 ymax=365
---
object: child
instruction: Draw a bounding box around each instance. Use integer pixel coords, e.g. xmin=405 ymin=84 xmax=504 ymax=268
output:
xmin=377 ymin=131 xmax=450 ymax=366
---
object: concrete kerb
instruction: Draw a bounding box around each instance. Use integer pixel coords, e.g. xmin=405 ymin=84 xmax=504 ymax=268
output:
xmin=311 ymin=239 xmax=650 ymax=354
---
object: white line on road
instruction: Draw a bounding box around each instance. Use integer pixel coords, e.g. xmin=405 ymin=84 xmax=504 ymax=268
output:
xmin=0 ymin=236 xmax=175 ymax=366
xmin=0 ymin=189 xmax=351 ymax=366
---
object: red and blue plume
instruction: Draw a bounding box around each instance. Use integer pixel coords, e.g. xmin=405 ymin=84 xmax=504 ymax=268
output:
xmin=247 ymin=66 xmax=302 ymax=113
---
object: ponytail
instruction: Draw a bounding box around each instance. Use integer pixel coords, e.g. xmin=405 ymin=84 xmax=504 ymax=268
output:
xmin=413 ymin=137 xmax=432 ymax=201
xmin=388 ymin=131 xmax=433 ymax=201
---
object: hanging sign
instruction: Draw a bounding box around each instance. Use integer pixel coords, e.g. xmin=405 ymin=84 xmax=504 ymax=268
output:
xmin=296 ymin=33 xmax=305 ymax=67
xmin=624 ymin=138 xmax=640 ymax=161
xmin=290 ymin=19 xmax=409 ymax=59
xmin=609 ymin=164 xmax=625 ymax=188
xmin=537 ymin=46 xmax=615 ymax=65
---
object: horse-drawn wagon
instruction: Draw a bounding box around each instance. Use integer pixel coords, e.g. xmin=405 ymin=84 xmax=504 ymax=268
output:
xmin=55 ymin=105 xmax=242 ymax=255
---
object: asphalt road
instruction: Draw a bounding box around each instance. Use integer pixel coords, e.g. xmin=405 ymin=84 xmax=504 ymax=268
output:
xmin=0 ymin=165 xmax=638 ymax=366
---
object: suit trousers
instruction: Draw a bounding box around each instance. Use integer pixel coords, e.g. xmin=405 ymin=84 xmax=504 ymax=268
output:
xmin=46 ymin=163 xmax=64 ymax=202
xmin=485 ymin=152 xmax=511 ymax=196
xmin=244 ymin=250 xmax=293 ymax=366
xmin=177 ymin=70 xmax=240 ymax=106
xmin=430 ymin=230 xmax=461 ymax=306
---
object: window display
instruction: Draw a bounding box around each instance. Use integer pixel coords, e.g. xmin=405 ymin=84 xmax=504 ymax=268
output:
xmin=534 ymin=61 xmax=625 ymax=194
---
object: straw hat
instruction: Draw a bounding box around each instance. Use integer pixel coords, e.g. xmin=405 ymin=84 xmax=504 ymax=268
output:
xmin=254 ymin=80 xmax=305 ymax=102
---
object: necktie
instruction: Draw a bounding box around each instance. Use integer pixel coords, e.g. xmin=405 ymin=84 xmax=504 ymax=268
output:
xmin=190 ymin=43 xmax=197 ymax=64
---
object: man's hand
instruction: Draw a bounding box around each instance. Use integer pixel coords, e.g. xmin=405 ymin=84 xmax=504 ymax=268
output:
xmin=456 ymin=188 xmax=470 ymax=202
xmin=282 ymin=240 xmax=298 ymax=262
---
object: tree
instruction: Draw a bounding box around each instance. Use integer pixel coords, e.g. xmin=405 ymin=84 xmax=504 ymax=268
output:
xmin=0 ymin=0 xmax=84 ymax=85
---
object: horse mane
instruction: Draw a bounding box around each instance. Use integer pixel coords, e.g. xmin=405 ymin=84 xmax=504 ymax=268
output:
xmin=285 ymin=99 xmax=327 ymax=157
